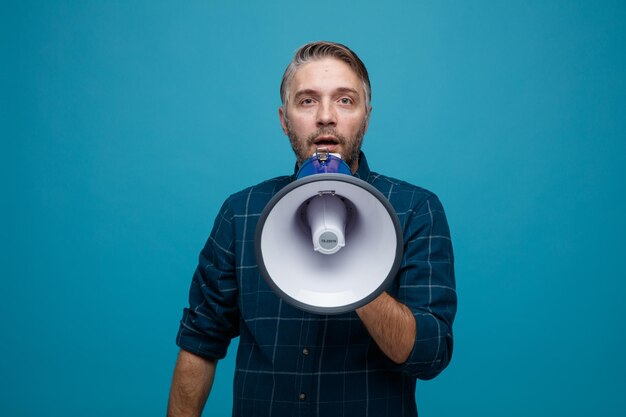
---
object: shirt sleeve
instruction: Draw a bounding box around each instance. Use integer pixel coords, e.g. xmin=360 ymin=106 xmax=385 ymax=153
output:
xmin=394 ymin=194 xmax=457 ymax=380
xmin=175 ymin=197 xmax=240 ymax=360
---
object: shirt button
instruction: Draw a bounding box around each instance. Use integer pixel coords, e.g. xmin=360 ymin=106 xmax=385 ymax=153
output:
xmin=299 ymin=393 xmax=306 ymax=401
xmin=302 ymin=347 xmax=310 ymax=356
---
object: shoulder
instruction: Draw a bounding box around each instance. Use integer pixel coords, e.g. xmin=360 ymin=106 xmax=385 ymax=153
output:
xmin=367 ymin=172 xmax=452 ymax=244
xmin=366 ymin=171 xmax=442 ymax=212
xmin=221 ymin=175 xmax=293 ymax=216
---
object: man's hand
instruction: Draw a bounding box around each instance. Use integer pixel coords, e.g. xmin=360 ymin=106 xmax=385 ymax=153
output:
xmin=167 ymin=349 xmax=217 ymax=417
xmin=356 ymin=292 xmax=416 ymax=364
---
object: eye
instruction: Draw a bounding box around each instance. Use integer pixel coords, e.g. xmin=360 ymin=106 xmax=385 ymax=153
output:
xmin=300 ymin=98 xmax=316 ymax=106
xmin=339 ymin=97 xmax=353 ymax=105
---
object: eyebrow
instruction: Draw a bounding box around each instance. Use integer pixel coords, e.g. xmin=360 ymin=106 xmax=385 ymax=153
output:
xmin=293 ymin=87 xmax=360 ymax=100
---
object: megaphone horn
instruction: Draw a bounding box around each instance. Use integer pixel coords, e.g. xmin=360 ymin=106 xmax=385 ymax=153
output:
xmin=254 ymin=152 xmax=403 ymax=314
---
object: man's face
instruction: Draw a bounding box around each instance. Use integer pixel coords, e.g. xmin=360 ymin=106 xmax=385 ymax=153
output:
xmin=279 ymin=57 xmax=370 ymax=173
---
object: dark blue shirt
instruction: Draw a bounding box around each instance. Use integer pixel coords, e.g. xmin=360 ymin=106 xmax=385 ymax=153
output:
xmin=177 ymin=153 xmax=457 ymax=417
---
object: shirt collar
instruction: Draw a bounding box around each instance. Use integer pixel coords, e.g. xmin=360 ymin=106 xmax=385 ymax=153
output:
xmin=353 ymin=151 xmax=371 ymax=180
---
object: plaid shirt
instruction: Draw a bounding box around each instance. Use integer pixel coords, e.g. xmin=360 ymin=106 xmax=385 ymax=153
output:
xmin=177 ymin=153 xmax=457 ymax=417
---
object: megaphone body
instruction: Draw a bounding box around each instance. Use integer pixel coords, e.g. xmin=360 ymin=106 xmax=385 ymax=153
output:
xmin=254 ymin=151 xmax=403 ymax=314
xmin=307 ymin=192 xmax=347 ymax=255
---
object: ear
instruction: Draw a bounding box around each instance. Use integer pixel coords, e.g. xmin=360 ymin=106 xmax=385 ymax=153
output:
xmin=278 ymin=106 xmax=289 ymax=135
xmin=363 ymin=105 xmax=372 ymax=134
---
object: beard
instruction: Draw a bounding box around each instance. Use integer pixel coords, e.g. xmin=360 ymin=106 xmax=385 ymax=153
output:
xmin=285 ymin=121 xmax=368 ymax=172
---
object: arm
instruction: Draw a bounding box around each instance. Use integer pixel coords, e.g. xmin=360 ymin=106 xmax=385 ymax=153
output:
xmin=356 ymin=291 xmax=416 ymax=364
xmin=363 ymin=194 xmax=456 ymax=379
xmin=172 ymin=197 xmax=240 ymax=412
xmin=400 ymin=196 xmax=456 ymax=379
xmin=167 ymin=349 xmax=217 ymax=417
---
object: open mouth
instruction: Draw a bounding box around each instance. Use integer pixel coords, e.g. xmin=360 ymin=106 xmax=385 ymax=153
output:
xmin=313 ymin=136 xmax=340 ymax=148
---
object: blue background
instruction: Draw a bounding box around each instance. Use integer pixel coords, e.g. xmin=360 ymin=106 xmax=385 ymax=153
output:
xmin=3 ymin=1 xmax=625 ymax=416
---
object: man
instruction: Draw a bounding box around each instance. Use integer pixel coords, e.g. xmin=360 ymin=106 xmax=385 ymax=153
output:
xmin=168 ymin=41 xmax=457 ymax=417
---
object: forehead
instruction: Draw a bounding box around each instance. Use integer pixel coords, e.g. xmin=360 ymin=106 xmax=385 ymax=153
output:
xmin=289 ymin=57 xmax=363 ymax=97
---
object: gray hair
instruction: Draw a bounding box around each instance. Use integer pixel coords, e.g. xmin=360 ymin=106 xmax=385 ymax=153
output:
xmin=280 ymin=41 xmax=371 ymax=112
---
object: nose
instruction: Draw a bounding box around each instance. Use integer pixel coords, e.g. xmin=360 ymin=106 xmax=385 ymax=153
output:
xmin=316 ymin=100 xmax=337 ymax=127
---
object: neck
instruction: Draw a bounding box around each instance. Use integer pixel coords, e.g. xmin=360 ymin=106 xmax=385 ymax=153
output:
xmin=350 ymin=158 xmax=359 ymax=174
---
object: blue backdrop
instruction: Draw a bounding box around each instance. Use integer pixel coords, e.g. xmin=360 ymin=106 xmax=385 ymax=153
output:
xmin=3 ymin=1 xmax=625 ymax=416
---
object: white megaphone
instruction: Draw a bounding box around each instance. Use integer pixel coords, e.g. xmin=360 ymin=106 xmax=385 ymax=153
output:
xmin=254 ymin=150 xmax=403 ymax=314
